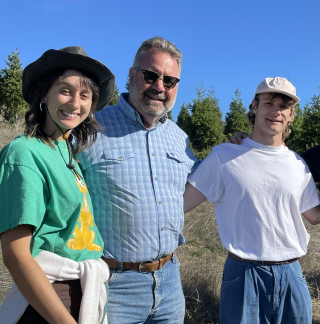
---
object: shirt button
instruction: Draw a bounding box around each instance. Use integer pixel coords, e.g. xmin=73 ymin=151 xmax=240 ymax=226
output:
xmin=159 ymin=201 xmax=162 ymax=205
xmin=161 ymin=227 xmax=165 ymax=231
xmin=151 ymin=153 xmax=154 ymax=156
xmin=155 ymin=177 xmax=158 ymax=180
xmin=119 ymin=156 xmax=124 ymax=160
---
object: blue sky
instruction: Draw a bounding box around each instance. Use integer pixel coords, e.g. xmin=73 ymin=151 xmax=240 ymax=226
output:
xmin=1 ymin=0 xmax=319 ymax=121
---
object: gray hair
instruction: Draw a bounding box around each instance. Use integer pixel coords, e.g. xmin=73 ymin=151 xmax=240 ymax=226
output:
xmin=133 ymin=36 xmax=182 ymax=74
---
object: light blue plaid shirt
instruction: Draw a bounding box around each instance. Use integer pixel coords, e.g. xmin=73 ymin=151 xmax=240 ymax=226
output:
xmin=79 ymin=93 xmax=200 ymax=262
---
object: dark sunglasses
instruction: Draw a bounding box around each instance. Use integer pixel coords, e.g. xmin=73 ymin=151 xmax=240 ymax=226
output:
xmin=134 ymin=68 xmax=180 ymax=89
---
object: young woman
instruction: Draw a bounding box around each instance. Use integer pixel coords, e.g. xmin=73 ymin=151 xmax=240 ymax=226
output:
xmin=0 ymin=46 xmax=115 ymax=324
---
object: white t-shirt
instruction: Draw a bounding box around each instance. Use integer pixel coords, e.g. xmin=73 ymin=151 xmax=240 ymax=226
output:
xmin=188 ymin=138 xmax=320 ymax=261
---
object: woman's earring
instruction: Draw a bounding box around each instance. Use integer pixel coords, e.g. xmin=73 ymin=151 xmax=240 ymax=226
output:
xmin=84 ymin=111 xmax=94 ymax=124
xmin=40 ymin=101 xmax=45 ymax=113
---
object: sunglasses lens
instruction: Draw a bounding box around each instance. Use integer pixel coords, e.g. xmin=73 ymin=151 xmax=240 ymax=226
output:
xmin=143 ymin=70 xmax=159 ymax=84
xmin=163 ymin=77 xmax=178 ymax=89
xmin=140 ymin=69 xmax=179 ymax=89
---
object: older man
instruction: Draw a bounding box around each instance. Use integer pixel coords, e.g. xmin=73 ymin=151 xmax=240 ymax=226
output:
xmin=79 ymin=37 xmax=199 ymax=323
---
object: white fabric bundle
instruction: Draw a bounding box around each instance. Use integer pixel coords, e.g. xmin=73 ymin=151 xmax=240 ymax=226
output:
xmin=0 ymin=251 xmax=109 ymax=324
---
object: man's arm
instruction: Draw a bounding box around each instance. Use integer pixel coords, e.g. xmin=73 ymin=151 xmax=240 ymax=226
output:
xmin=302 ymin=205 xmax=320 ymax=225
xmin=184 ymin=182 xmax=207 ymax=213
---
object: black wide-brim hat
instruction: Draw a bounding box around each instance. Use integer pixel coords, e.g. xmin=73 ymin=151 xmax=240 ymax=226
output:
xmin=23 ymin=46 xmax=115 ymax=111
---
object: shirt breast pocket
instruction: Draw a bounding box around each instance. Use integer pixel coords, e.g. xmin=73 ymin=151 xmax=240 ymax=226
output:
xmin=102 ymin=148 xmax=135 ymax=187
xmin=167 ymin=151 xmax=189 ymax=189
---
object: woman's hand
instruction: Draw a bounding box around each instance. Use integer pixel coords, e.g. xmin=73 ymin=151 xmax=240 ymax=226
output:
xmin=1 ymin=225 xmax=77 ymax=324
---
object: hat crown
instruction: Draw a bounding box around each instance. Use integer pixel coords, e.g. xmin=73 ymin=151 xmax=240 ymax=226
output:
xmin=255 ymin=77 xmax=299 ymax=103
xmin=23 ymin=46 xmax=115 ymax=109
xmin=59 ymin=46 xmax=88 ymax=57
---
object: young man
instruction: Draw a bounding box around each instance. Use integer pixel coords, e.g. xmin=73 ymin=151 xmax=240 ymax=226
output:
xmin=184 ymin=77 xmax=320 ymax=324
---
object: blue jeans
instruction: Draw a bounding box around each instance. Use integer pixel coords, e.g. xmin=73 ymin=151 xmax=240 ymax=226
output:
xmin=106 ymin=254 xmax=185 ymax=324
xmin=220 ymin=257 xmax=312 ymax=324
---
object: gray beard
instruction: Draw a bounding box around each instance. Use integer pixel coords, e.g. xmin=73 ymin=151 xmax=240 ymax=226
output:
xmin=129 ymin=83 xmax=176 ymax=117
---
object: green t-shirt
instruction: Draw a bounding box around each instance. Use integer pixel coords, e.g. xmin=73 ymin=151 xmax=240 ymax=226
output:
xmin=0 ymin=135 xmax=104 ymax=261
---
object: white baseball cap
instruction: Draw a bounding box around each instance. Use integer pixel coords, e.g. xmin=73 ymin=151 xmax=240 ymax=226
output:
xmin=255 ymin=77 xmax=300 ymax=103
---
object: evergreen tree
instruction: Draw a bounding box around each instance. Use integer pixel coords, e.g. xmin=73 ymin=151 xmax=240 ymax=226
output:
xmin=125 ymin=73 xmax=130 ymax=91
xmin=0 ymin=49 xmax=28 ymax=122
xmin=285 ymin=103 xmax=304 ymax=153
xmin=176 ymin=103 xmax=192 ymax=136
xmin=301 ymin=91 xmax=320 ymax=150
xmin=188 ymin=84 xmax=225 ymax=155
xmin=167 ymin=110 xmax=174 ymax=121
xmin=107 ymin=84 xmax=120 ymax=106
xmin=224 ymin=88 xmax=251 ymax=138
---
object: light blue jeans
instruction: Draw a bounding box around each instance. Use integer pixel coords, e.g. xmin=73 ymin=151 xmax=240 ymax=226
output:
xmin=220 ymin=257 xmax=312 ymax=324
xmin=106 ymin=254 xmax=185 ymax=324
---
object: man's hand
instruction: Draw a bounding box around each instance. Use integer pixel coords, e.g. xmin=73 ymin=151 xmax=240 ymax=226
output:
xmin=228 ymin=132 xmax=249 ymax=145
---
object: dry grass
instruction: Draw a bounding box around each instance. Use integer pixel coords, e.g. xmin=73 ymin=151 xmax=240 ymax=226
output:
xmin=0 ymin=249 xmax=13 ymax=307
xmin=0 ymin=120 xmax=21 ymax=306
xmin=1 ymin=120 xmax=320 ymax=323
xmin=0 ymin=119 xmax=24 ymax=151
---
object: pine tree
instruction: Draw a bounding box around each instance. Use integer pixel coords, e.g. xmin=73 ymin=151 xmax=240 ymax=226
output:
xmin=285 ymin=103 xmax=304 ymax=153
xmin=107 ymin=84 xmax=120 ymax=106
xmin=300 ymin=91 xmax=320 ymax=150
xmin=224 ymin=88 xmax=251 ymax=138
xmin=0 ymin=49 xmax=28 ymax=122
xmin=125 ymin=73 xmax=130 ymax=91
xmin=167 ymin=110 xmax=174 ymax=121
xmin=188 ymin=84 xmax=225 ymax=155
xmin=176 ymin=103 xmax=192 ymax=136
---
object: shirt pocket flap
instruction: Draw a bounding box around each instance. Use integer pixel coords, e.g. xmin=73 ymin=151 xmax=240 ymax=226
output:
xmin=103 ymin=148 xmax=134 ymax=161
xmin=167 ymin=151 xmax=186 ymax=163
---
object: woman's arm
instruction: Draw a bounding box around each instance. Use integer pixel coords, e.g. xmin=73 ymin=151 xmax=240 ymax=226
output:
xmin=1 ymin=225 xmax=76 ymax=324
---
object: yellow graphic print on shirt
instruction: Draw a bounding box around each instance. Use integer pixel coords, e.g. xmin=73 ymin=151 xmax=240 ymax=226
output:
xmin=67 ymin=177 xmax=102 ymax=251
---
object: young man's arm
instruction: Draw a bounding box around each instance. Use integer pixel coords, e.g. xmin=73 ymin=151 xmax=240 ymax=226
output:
xmin=302 ymin=205 xmax=320 ymax=225
xmin=184 ymin=182 xmax=207 ymax=213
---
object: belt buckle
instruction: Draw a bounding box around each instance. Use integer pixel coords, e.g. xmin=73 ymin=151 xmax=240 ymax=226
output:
xmin=138 ymin=260 xmax=154 ymax=273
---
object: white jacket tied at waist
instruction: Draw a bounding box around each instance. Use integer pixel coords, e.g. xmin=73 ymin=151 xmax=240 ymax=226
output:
xmin=0 ymin=251 xmax=109 ymax=324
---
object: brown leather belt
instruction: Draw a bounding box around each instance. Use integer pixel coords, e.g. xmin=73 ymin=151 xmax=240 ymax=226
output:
xmin=102 ymin=252 xmax=175 ymax=273
xmin=228 ymin=252 xmax=298 ymax=265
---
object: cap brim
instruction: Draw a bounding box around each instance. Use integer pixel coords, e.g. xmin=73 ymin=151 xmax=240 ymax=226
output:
xmin=255 ymin=89 xmax=300 ymax=103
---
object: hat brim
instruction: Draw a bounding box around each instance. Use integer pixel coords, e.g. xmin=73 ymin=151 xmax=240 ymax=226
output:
xmin=23 ymin=49 xmax=115 ymax=110
xmin=255 ymin=88 xmax=300 ymax=103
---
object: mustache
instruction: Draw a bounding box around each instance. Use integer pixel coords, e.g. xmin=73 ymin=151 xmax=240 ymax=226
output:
xmin=143 ymin=89 xmax=167 ymax=101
